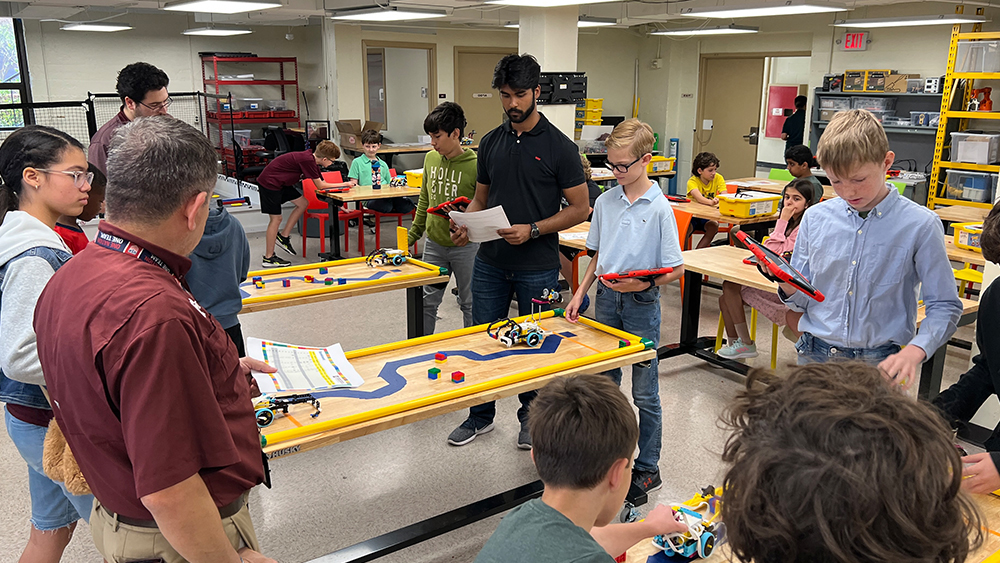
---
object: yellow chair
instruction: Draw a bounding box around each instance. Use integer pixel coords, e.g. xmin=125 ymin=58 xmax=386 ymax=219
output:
xmin=715 ymin=309 xmax=779 ymax=369
xmin=953 ymin=264 xmax=983 ymax=299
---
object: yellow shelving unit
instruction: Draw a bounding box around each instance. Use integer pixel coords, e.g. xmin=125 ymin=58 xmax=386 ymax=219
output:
xmin=928 ymin=15 xmax=999 ymax=210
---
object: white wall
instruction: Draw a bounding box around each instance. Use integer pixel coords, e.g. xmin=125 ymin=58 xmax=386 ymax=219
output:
xmin=22 ymin=14 xmax=326 ymax=123
xmin=383 ymin=47 xmax=430 ymax=143
xmin=757 ymin=56 xmax=811 ymax=166
xmin=577 ymin=28 xmax=642 ymax=120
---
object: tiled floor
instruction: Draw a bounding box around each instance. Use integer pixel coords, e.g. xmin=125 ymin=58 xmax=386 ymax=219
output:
xmin=0 ymin=224 xmax=979 ymax=562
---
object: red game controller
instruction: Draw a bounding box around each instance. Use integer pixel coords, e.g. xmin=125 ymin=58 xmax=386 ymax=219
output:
xmin=600 ymin=267 xmax=674 ymax=282
xmin=428 ymin=196 xmax=472 ymax=218
xmin=666 ymin=195 xmax=690 ymax=203
xmin=316 ymin=182 xmax=354 ymax=195
xmin=735 ymin=230 xmax=824 ymax=301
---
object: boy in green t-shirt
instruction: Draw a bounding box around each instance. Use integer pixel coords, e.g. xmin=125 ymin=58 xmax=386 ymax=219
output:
xmin=407 ymin=102 xmax=479 ymax=332
xmin=348 ymin=129 xmax=415 ymax=216
xmin=474 ymin=374 xmax=688 ymax=563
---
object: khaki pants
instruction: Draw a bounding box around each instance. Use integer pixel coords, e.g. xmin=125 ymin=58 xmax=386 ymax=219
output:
xmin=90 ymin=498 xmax=260 ymax=562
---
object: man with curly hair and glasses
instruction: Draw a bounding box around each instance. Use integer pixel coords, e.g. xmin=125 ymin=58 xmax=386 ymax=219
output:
xmin=90 ymin=62 xmax=171 ymax=174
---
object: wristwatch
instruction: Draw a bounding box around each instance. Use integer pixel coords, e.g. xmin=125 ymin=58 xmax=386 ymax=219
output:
xmin=529 ymin=222 xmax=540 ymax=239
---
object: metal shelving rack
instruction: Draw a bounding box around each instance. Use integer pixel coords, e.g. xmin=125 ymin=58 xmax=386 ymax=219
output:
xmin=927 ymin=15 xmax=998 ymax=210
xmin=201 ymin=55 xmax=301 ymax=151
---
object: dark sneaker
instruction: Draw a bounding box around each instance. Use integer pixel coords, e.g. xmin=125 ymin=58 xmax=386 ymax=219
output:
xmin=447 ymin=418 xmax=494 ymax=446
xmin=517 ymin=421 xmax=532 ymax=450
xmin=275 ymin=233 xmax=295 ymax=255
xmin=627 ymin=468 xmax=662 ymax=504
xmin=262 ymin=254 xmax=291 ymax=268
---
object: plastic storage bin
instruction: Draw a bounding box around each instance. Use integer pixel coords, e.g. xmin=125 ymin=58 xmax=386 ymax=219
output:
xmin=266 ymin=99 xmax=287 ymax=111
xmin=882 ymin=116 xmax=911 ymax=127
xmin=851 ymin=97 xmax=897 ymax=111
xmin=404 ymin=168 xmax=423 ymax=188
xmin=953 ymin=222 xmax=983 ymax=252
xmin=944 ymin=170 xmax=993 ymax=202
xmin=819 ymin=97 xmax=852 ymax=110
xmin=867 ymin=110 xmax=896 ymax=123
xmin=575 ymin=98 xmax=603 ymax=110
xmin=956 ymin=41 xmax=1000 ymax=73
xmin=718 ymin=191 xmax=781 ymax=218
xmin=646 ymin=156 xmax=675 ymax=173
xmin=222 ymin=129 xmax=252 ymax=148
xmin=951 ymin=132 xmax=1000 ymax=164
xmin=239 ymin=98 xmax=265 ymax=111
xmin=910 ymin=111 xmax=941 ymax=127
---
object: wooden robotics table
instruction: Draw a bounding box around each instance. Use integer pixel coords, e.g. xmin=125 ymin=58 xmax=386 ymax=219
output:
xmin=268 ymin=311 xmax=654 ymax=563
xmin=726 ymin=176 xmax=837 ymax=201
xmin=241 ymin=234 xmax=448 ymax=338
xmin=659 ymin=245 xmax=978 ymax=401
xmin=316 ymin=185 xmax=422 ymax=261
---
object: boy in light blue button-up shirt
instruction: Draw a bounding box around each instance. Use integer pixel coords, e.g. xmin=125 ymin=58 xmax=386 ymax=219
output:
xmin=566 ymin=119 xmax=684 ymax=504
xmin=779 ymin=109 xmax=962 ymax=390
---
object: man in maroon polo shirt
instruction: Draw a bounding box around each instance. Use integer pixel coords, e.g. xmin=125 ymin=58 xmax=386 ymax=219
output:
xmin=89 ymin=62 xmax=170 ymax=174
xmin=35 ymin=116 xmax=276 ymax=563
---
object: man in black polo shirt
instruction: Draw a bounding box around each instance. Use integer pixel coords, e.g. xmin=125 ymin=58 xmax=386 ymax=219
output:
xmin=781 ymin=95 xmax=807 ymax=151
xmin=448 ymin=54 xmax=590 ymax=449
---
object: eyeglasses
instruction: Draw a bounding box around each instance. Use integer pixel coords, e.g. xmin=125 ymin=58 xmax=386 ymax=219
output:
xmin=138 ymin=97 xmax=173 ymax=112
xmin=35 ymin=168 xmax=94 ymax=189
xmin=609 ymin=156 xmax=644 ymax=174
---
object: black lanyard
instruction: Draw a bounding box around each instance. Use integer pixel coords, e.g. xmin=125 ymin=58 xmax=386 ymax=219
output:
xmin=94 ymin=228 xmax=177 ymax=279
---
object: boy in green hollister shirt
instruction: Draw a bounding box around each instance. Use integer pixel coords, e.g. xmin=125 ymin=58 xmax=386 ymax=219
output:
xmin=407 ymin=102 xmax=479 ymax=333
xmin=348 ymin=129 xmax=416 ymax=215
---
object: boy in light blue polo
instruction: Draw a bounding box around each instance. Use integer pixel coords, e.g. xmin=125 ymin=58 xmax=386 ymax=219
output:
xmin=566 ymin=119 xmax=684 ymax=504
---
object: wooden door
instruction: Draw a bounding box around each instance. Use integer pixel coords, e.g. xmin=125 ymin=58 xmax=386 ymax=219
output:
xmin=455 ymin=49 xmax=515 ymax=139
xmin=696 ymin=57 xmax=765 ymax=179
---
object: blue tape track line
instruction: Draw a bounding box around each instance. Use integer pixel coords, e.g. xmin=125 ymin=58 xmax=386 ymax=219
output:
xmin=240 ymin=271 xmax=391 ymax=298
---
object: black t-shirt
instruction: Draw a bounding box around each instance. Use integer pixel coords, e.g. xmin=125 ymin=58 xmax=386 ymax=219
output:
xmin=476 ymin=114 xmax=586 ymax=271
xmin=782 ymin=109 xmax=806 ymax=147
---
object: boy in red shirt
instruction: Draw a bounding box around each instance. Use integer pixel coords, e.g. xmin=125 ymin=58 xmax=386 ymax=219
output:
xmin=55 ymin=164 xmax=106 ymax=254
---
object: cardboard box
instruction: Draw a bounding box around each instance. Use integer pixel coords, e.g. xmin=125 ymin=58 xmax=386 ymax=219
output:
xmin=864 ymin=69 xmax=893 ymax=92
xmin=819 ymin=109 xmax=844 ymax=122
xmin=884 ymin=73 xmax=920 ymax=93
xmin=822 ymin=73 xmax=844 ymax=92
xmin=335 ymin=120 xmax=385 ymax=149
xmin=844 ymin=71 xmax=866 ymax=92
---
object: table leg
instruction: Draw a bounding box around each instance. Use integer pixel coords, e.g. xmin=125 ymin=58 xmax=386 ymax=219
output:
xmin=748 ymin=220 xmax=776 ymax=241
xmin=319 ymin=200 xmax=343 ymax=261
xmin=917 ymin=344 xmax=947 ymax=401
xmin=406 ymin=285 xmax=425 ymax=338
xmin=658 ymin=270 xmax=703 ymax=360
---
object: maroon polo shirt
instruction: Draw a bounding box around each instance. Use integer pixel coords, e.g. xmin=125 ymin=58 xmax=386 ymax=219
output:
xmin=89 ymin=110 xmax=130 ymax=174
xmin=255 ymin=150 xmax=321 ymax=191
xmin=33 ymin=222 xmax=264 ymax=520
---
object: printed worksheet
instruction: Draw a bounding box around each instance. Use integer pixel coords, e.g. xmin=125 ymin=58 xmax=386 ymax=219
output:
xmin=247 ymin=338 xmax=364 ymax=393
xmin=449 ymin=206 xmax=511 ymax=243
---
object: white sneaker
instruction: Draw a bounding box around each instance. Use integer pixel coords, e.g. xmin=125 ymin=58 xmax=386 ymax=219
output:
xmin=718 ymin=338 xmax=758 ymax=359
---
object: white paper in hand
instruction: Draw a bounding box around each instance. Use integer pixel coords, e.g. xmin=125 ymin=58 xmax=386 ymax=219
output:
xmin=449 ymin=206 xmax=511 ymax=243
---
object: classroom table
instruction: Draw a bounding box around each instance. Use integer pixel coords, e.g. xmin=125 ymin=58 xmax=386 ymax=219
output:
xmin=727 ymin=175 xmax=838 ymax=201
xmin=342 ymin=143 xmax=478 ymax=168
xmin=670 ymin=200 xmax=778 ymax=241
xmin=590 ymin=169 xmax=676 ymax=184
xmin=261 ymin=312 xmax=654 ymax=563
xmin=935 ymin=205 xmax=990 ymax=225
xmin=658 ymin=245 xmax=979 ymax=401
xmin=240 ymin=250 xmax=448 ymax=338
xmin=622 ymin=492 xmax=1000 ymax=563
xmin=316 ymin=184 xmax=422 ymax=261
xmin=947 ymin=238 xmax=987 ymax=267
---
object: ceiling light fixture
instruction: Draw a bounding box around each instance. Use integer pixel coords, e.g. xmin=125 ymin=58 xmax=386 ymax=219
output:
xmin=680 ymin=1 xmax=847 ymax=19
xmin=486 ymin=0 xmax=616 ymax=8
xmin=652 ymin=24 xmax=759 ymax=36
xmin=164 ymin=0 xmax=280 ymax=14
xmin=60 ymin=22 xmax=133 ymax=32
xmin=505 ymin=16 xmax=617 ymax=28
xmin=183 ymin=26 xmax=253 ymax=35
xmin=330 ymin=6 xmax=446 ymax=21
xmin=832 ymin=14 xmax=987 ymax=28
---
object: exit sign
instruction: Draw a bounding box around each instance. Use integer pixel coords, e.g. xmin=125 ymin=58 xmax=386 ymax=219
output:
xmin=842 ymin=31 xmax=869 ymax=51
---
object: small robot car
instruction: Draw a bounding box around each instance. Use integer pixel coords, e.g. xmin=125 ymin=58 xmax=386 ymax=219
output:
xmin=487 ymin=318 xmax=544 ymax=348
xmin=389 ymin=175 xmax=408 ymax=188
xmin=366 ymin=248 xmax=408 ymax=267
xmin=651 ymin=486 xmax=723 ymax=559
xmin=254 ymin=393 xmax=322 ymax=428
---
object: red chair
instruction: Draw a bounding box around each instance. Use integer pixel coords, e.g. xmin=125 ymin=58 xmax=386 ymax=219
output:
xmin=363 ymin=168 xmax=418 ymax=253
xmin=301 ymin=172 xmax=364 ymax=257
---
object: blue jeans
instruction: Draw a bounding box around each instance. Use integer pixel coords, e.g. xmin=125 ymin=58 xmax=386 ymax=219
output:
xmin=468 ymin=257 xmax=560 ymax=426
xmin=795 ymin=332 xmax=901 ymax=366
xmin=595 ymin=283 xmax=662 ymax=473
xmin=4 ymin=408 xmax=94 ymax=530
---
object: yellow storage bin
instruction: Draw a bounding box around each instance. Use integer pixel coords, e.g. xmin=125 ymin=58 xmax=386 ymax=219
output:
xmin=647 ymin=156 xmax=675 ymax=173
xmin=404 ymin=168 xmax=423 ymax=188
xmin=584 ymin=118 xmax=602 ymax=125
xmin=954 ymin=222 xmax=983 ymax=252
xmin=718 ymin=191 xmax=781 ymax=218
xmin=584 ymin=98 xmax=603 ymax=110
xmin=585 ymin=109 xmax=602 ymax=121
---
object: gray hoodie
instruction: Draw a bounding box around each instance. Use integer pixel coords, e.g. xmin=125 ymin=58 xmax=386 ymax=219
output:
xmin=0 ymin=210 xmax=71 ymax=386
xmin=187 ymin=206 xmax=251 ymax=330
